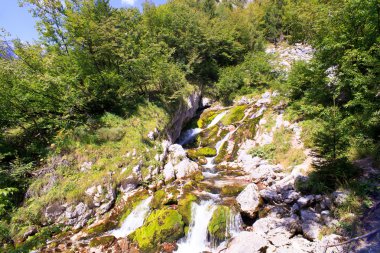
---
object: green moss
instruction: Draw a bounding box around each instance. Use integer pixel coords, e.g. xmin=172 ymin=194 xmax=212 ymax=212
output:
xmin=221 ymin=105 xmax=247 ymax=125
xmin=220 ymin=184 xmax=245 ymax=197
xmin=178 ymin=194 xmax=198 ymax=225
xmin=208 ymin=206 xmax=230 ymax=242
xmin=214 ymin=141 xmax=228 ymax=164
xmin=118 ymin=190 xmax=150 ymax=226
xmin=191 ymin=171 xmax=204 ymax=182
xmin=89 ymin=235 xmax=115 ymax=248
xmin=187 ymin=147 xmax=217 ymax=160
xmin=197 ymin=110 xmax=221 ymax=128
xmin=130 ymin=209 xmax=184 ymax=253
xmin=85 ymin=222 xmax=115 ymax=236
xmin=197 ymin=147 xmax=217 ymax=157
xmin=151 ymin=190 xmax=166 ymax=209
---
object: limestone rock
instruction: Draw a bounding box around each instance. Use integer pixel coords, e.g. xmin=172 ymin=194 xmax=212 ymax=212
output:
xmin=332 ymin=190 xmax=349 ymax=206
xmin=225 ymin=231 xmax=268 ymax=253
xmin=297 ymin=195 xmax=315 ymax=208
xmin=237 ymin=183 xmax=261 ymax=218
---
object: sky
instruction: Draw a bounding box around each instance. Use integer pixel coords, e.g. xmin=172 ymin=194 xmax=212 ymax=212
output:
xmin=0 ymin=0 xmax=166 ymax=42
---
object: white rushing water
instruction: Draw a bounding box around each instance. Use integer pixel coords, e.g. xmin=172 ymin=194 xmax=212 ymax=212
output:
xmin=175 ymin=200 xmax=216 ymax=253
xmin=207 ymin=111 xmax=228 ymax=128
xmin=178 ymin=128 xmax=202 ymax=145
xmin=110 ymin=196 xmax=153 ymax=238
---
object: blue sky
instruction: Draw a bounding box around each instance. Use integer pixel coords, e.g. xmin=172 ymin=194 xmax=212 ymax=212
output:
xmin=0 ymin=0 xmax=166 ymax=42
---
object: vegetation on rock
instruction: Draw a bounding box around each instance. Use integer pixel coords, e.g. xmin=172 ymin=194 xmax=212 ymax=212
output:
xmin=129 ymin=209 xmax=184 ymax=252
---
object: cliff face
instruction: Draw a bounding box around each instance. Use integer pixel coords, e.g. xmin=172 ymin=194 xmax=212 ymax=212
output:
xmin=165 ymin=90 xmax=201 ymax=143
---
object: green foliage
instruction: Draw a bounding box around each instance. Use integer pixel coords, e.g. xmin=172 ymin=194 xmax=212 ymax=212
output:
xmin=216 ymin=53 xmax=273 ymax=104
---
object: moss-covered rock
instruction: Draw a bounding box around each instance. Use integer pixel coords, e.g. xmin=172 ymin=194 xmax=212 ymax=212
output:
xmin=214 ymin=141 xmax=228 ymax=164
xmin=197 ymin=110 xmax=220 ymax=128
xmin=178 ymin=194 xmax=198 ymax=226
xmin=130 ymin=209 xmax=184 ymax=252
xmin=187 ymin=147 xmax=217 ymax=160
xmin=221 ymin=105 xmax=247 ymax=125
xmin=221 ymin=184 xmax=245 ymax=197
xmin=208 ymin=206 xmax=230 ymax=242
xmin=151 ymin=190 xmax=166 ymax=209
xmin=89 ymin=235 xmax=115 ymax=248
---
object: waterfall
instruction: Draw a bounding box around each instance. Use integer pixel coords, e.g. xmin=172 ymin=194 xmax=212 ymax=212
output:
xmin=215 ymin=132 xmax=231 ymax=154
xmin=207 ymin=111 xmax=228 ymax=128
xmin=228 ymin=212 xmax=243 ymax=237
xmin=175 ymin=200 xmax=215 ymax=253
xmin=110 ymin=196 xmax=153 ymax=238
xmin=178 ymin=128 xmax=202 ymax=145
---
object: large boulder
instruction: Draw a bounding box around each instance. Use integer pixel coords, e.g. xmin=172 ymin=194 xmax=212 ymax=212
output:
xmin=236 ymin=183 xmax=262 ymax=218
xmin=129 ymin=209 xmax=184 ymax=253
xmin=225 ymin=231 xmax=268 ymax=253
xmin=163 ymin=144 xmax=199 ymax=182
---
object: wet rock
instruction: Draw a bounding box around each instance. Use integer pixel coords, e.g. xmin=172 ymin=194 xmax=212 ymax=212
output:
xmin=237 ymin=183 xmax=262 ymax=218
xmin=166 ymin=91 xmax=201 ymax=143
xmin=225 ymin=231 xmax=268 ymax=253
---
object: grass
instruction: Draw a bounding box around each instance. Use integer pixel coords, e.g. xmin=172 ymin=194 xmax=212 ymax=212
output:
xmin=249 ymin=127 xmax=307 ymax=169
xmin=10 ymin=102 xmax=170 ymax=236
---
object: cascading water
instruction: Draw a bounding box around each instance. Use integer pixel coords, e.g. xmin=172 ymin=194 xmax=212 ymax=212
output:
xmin=207 ymin=110 xmax=228 ymax=128
xmin=175 ymin=200 xmax=216 ymax=253
xmin=178 ymin=128 xmax=202 ymax=145
xmin=110 ymin=196 xmax=153 ymax=238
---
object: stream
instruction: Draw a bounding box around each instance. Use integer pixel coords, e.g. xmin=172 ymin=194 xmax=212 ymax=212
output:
xmin=107 ymin=110 xmax=248 ymax=252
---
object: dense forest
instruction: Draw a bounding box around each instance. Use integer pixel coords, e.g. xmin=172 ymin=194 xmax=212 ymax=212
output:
xmin=0 ymin=0 xmax=379 ymax=251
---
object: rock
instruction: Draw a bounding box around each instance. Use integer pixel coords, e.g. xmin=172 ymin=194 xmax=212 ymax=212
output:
xmin=22 ymin=226 xmax=38 ymax=240
xmin=160 ymin=242 xmax=178 ymax=253
xmin=208 ymin=206 xmax=230 ymax=241
xmin=283 ymin=190 xmax=300 ymax=204
xmin=255 ymin=98 xmax=271 ymax=107
xmin=166 ymin=91 xmax=201 ymax=143
xmin=316 ymin=234 xmax=345 ymax=253
xmin=276 ymin=235 xmax=316 ymax=253
xmin=236 ymin=184 xmax=262 ymax=218
xmin=147 ymin=131 xmax=155 ymax=140
xmin=260 ymin=188 xmax=282 ymax=203
xmin=291 ymin=203 xmax=300 ymax=214
xmin=332 ymin=190 xmax=349 ymax=206
xmin=163 ymin=144 xmax=199 ymax=182
xmin=297 ymin=195 xmax=315 ymax=208
xmin=163 ymin=163 xmax=175 ymax=183
xmin=267 ymin=227 xmax=292 ymax=247
xmin=174 ymin=159 xmax=198 ymax=179
xmin=45 ymin=204 xmax=66 ymax=221
xmin=201 ymin=97 xmax=213 ymax=107
xmin=302 ymin=220 xmax=322 ymax=241
xmin=252 ymin=217 xmax=301 ymax=236
xmin=120 ymin=177 xmax=138 ymax=194
xmin=225 ymin=231 xmax=268 ymax=253
xmin=85 ymin=186 xmax=97 ymax=196
xmin=130 ymin=209 xmax=184 ymax=252
xmin=251 ymin=164 xmax=276 ymax=183
xmin=300 ymin=209 xmax=320 ymax=222
xmin=80 ymin=161 xmax=92 ymax=172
